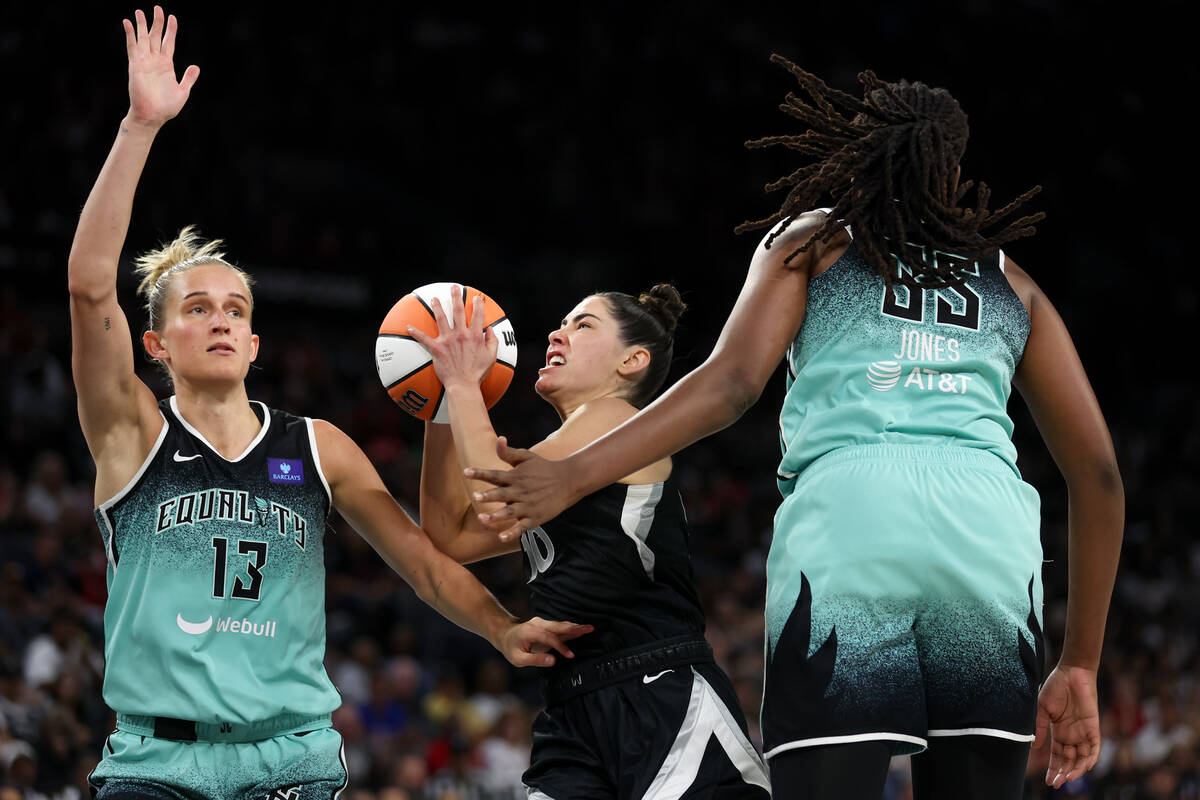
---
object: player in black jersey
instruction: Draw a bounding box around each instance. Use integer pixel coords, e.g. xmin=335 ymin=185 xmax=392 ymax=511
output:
xmin=461 ymin=59 xmax=1123 ymax=800
xmin=69 ymin=9 xmax=588 ymax=800
xmin=416 ymin=287 xmax=771 ymax=798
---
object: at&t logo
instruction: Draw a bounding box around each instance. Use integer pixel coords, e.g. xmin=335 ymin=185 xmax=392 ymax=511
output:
xmin=867 ymin=361 xmax=902 ymax=391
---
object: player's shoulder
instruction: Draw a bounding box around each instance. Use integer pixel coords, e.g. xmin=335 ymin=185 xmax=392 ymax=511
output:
xmin=759 ymin=208 xmax=851 ymax=273
xmin=534 ymin=397 xmax=637 ymax=460
xmin=996 ymin=252 xmax=1038 ymax=315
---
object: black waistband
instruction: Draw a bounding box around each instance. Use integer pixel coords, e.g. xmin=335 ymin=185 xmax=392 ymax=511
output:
xmin=154 ymin=716 xmax=197 ymax=741
xmin=542 ymin=634 xmax=713 ymax=705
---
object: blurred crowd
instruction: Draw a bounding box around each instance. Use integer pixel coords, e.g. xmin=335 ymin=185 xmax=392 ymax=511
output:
xmin=3 ymin=3 xmax=1195 ymax=798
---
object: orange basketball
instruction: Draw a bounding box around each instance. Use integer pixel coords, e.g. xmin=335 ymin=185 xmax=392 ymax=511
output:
xmin=375 ymin=283 xmax=517 ymax=422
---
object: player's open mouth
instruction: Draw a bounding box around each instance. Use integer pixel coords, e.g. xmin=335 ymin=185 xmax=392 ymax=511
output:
xmin=208 ymin=343 xmax=235 ymax=354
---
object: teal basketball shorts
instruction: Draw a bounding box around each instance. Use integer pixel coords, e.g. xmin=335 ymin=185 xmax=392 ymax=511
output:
xmin=89 ymin=716 xmax=347 ymax=800
xmin=762 ymin=444 xmax=1044 ymax=759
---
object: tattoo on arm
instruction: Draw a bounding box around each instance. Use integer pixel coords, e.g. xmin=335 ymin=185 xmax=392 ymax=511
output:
xmin=104 ymin=317 xmax=112 ymax=331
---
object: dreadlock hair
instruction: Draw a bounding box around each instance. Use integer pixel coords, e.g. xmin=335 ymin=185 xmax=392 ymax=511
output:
xmin=735 ymin=54 xmax=1045 ymax=291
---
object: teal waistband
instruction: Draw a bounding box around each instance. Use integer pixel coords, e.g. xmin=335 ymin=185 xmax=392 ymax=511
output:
xmin=805 ymin=443 xmax=1016 ymax=476
xmin=116 ymin=712 xmax=332 ymax=743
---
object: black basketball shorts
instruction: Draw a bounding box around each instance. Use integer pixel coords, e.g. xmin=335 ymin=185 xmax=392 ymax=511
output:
xmin=523 ymin=658 xmax=770 ymax=799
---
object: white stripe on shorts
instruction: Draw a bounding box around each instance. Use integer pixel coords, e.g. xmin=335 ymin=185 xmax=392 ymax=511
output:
xmin=642 ymin=667 xmax=770 ymax=799
xmin=764 ymin=731 xmax=929 ymax=760
xmin=927 ymin=727 xmax=1035 ymax=742
xmin=526 ymin=789 xmax=557 ymax=800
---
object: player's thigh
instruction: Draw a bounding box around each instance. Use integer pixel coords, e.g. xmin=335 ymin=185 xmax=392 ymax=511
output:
xmin=766 ymin=457 xmax=929 ymax=758
xmin=910 ymin=735 xmax=1030 ymax=800
xmin=914 ymin=467 xmax=1043 ymax=741
xmin=523 ymin=704 xmax=614 ymax=800
xmin=768 ymin=740 xmax=892 ymax=800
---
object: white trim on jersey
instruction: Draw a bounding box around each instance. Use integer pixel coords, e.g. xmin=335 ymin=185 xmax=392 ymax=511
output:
xmin=168 ymin=395 xmax=271 ymax=462
xmin=95 ymin=411 xmax=169 ymax=570
xmin=525 ymin=789 xmax=557 ymax=800
xmin=305 ymin=417 xmax=333 ymax=511
xmin=764 ymin=731 xmax=928 ymax=760
xmin=619 ymin=482 xmax=664 ymax=579
xmin=642 ymin=667 xmax=770 ymax=799
xmin=998 ymin=249 xmax=1007 ymax=273
xmin=927 ymin=726 xmax=1035 ymax=742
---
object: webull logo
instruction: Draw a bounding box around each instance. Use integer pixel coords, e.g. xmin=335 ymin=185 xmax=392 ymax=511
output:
xmin=177 ymin=613 xmax=277 ymax=638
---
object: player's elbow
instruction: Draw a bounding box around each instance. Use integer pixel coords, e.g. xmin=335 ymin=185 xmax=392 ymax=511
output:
xmin=706 ymin=363 xmax=764 ymax=423
xmin=67 ymin=278 xmax=110 ymax=306
xmin=1065 ymin=456 xmax=1124 ymax=501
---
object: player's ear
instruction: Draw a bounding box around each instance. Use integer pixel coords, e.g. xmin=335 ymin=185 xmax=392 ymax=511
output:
xmin=143 ymin=329 xmax=167 ymax=361
xmin=249 ymin=334 xmax=260 ymax=363
xmin=617 ymin=346 xmax=650 ymax=378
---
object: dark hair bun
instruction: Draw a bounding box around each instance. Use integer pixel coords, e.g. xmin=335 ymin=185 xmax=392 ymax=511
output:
xmin=638 ymin=283 xmax=686 ymax=334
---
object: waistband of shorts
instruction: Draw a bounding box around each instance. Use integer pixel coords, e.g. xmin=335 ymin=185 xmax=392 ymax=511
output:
xmin=542 ymin=634 xmax=713 ymax=706
xmin=116 ymin=712 xmax=332 ymax=743
xmin=806 ymin=444 xmax=1015 ymax=476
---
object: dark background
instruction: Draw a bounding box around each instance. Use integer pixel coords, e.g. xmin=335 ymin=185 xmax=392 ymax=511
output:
xmin=2 ymin=2 xmax=1196 ymax=798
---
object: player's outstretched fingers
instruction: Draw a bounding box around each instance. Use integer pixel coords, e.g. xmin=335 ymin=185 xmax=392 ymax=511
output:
xmin=428 ymin=297 xmax=451 ymax=334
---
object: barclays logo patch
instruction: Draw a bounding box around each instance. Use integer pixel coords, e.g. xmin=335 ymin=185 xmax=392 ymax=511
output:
xmin=268 ymin=458 xmax=304 ymax=484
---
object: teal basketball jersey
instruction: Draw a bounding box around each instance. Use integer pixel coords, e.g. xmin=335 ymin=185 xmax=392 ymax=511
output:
xmin=777 ymin=236 xmax=1031 ymax=496
xmin=94 ymin=396 xmax=339 ymax=727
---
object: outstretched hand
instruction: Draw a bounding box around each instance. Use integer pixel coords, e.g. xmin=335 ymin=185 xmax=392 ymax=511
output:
xmin=407 ymin=287 xmax=497 ymax=390
xmin=1034 ymin=664 xmax=1102 ymax=788
xmin=465 ymin=436 xmax=575 ymax=541
xmin=123 ymin=6 xmax=199 ymax=127
xmin=498 ymin=616 xmax=593 ymax=668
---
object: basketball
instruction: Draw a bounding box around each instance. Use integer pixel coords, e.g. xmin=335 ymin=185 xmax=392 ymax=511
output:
xmin=375 ymin=282 xmax=518 ymax=423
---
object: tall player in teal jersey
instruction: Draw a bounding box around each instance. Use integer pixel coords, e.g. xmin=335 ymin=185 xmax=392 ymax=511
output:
xmin=465 ymin=56 xmax=1124 ymax=799
xmin=68 ymin=8 xmax=589 ymax=800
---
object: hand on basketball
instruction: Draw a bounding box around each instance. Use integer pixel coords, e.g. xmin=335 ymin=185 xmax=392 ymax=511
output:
xmin=408 ymin=287 xmax=497 ymax=390
xmin=465 ymin=437 xmax=574 ymax=541
xmin=498 ymin=616 xmax=593 ymax=668
xmin=123 ymin=7 xmax=199 ymax=128
xmin=1035 ymin=663 xmax=1102 ymax=788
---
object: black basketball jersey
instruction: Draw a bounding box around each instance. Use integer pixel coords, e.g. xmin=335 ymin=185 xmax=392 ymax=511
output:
xmin=94 ymin=396 xmax=338 ymax=723
xmin=518 ymin=472 xmax=705 ymax=660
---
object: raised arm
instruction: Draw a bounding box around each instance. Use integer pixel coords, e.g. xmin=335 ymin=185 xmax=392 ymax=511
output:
xmin=315 ymin=420 xmax=591 ymax=665
xmin=69 ymin=7 xmax=199 ymax=498
xmin=467 ymin=213 xmax=832 ymax=537
xmin=1005 ymin=259 xmax=1123 ymax=788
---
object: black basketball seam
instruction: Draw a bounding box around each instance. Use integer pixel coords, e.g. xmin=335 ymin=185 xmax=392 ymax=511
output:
xmin=384 ymin=361 xmax=434 ymax=392
xmin=413 ymin=293 xmax=438 ymax=322
xmin=486 ymin=315 xmax=508 ymax=328
xmin=495 ymin=358 xmax=516 ymax=369
xmin=377 ymin=333 xmax=419 ymax=342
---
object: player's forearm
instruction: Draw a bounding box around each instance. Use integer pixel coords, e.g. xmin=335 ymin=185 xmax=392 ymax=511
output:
xmin=443 ymin=383 xmax=510 ymax=512
xmin=419 ymin=422 xmax=474 ymax=548
xmin=1059 ymin=466 xmax=1124 ymax=669
xmin=412 ymin=557 xmax=517 ymax=650
xmin=67 ymin=118 xmax=161 ymax=299
xmin=564 ymin=356 xmax=758 ymax=500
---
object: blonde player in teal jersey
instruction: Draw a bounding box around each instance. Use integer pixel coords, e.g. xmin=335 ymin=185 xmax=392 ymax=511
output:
xmin=465 ymin=56 xmax=1124 ymax=799
xmin=69 ymin=8 xmax=589 ymax=799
